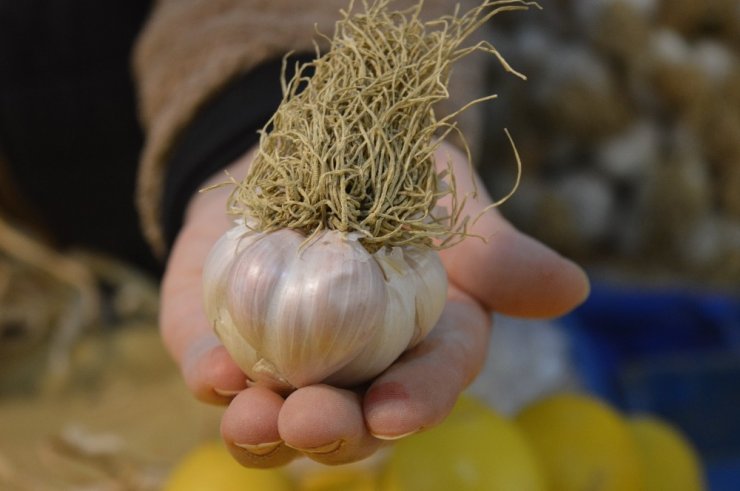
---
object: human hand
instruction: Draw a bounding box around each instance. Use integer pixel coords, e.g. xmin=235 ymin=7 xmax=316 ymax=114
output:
xmin=159 ymin=142 xmax=590 ymax=468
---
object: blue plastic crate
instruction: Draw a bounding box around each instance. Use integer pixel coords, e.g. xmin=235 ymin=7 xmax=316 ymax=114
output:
xmin=560 ymin=282 xmax=740 ymax=490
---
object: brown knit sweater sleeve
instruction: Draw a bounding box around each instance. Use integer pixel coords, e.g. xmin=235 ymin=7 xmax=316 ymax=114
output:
xmin=133 ymin=0 xmax=486 ymax=256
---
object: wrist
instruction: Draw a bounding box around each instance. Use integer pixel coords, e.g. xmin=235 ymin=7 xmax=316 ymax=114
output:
xmin=183 ymin=146 xmax=257 ymax=228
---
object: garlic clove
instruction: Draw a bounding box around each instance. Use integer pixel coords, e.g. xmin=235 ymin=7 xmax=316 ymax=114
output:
xmin=404 ymin=247 xmax=447 ymax=348
xmin=268 ymin=230 xmax=387 ymax=387
xmin=225 ymin=229 xmax=387 ymax=388
xmin=203 ymin=222 xmax=297 ymax=391
xmin=325 ymin=246 xmax=416 ymax=386
xmin=202 ymin=220 xmax=256 ymax=327
xmin=226 ymin=228 xmax=303 ymax=349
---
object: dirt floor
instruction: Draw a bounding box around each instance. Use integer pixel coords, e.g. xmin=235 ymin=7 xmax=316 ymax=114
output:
xmin=0 ymin=323 xmax=223 ymax=491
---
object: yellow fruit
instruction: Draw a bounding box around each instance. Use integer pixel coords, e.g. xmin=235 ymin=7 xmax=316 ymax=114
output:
xmin=629 ymin=416 xmax=706 ymax=491
xmin=163 ymin=440 xmax=293 ymax=491
xmin=298 ymin=466 xmax=377 ymax=491
xmin=381 ymin=395 xmax=546 ymax=491
xmin=515 ymin=393 xmax=644 ymax=491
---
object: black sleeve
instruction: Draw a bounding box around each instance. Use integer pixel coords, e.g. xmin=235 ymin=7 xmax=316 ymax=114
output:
xmin=0 ymin=0 xmax=159 ymax=273
xmin=161 ymin=54 xmax=314 ymax=253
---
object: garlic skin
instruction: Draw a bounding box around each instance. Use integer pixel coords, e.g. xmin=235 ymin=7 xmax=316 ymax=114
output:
xmin=202 ymin=221 xmax=447 ymax=391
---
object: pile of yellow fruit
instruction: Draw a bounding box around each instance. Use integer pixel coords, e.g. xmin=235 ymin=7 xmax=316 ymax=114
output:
xmin=163 ymin=393 xmax=705 ymax=491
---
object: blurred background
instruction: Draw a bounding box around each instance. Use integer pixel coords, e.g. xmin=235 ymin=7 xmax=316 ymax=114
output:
xmin=1 ymin=0 xmax=739 ymax=489
xmin=474 ymin=0 xmax=740 ymax=489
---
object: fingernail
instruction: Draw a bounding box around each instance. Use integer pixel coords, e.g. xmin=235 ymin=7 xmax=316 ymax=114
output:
xmin=214 ymin=388 xmax=242 ymax=397
xmin=234 ymin=440 xmax=283 ymax=456
xmin=286 ymin=439 xmax=344 ymax=454
xmin=370 ymin=428 xmax=422 ymax=441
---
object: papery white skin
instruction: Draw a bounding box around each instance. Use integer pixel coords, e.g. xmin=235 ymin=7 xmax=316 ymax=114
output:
xmin=201 ymin=220 xmax=270 ymax=387
xmin=202 ymin=220 xmax=256 ymax=324
xmin=324 ymin=247 xmax=416 ymax=386
xmin=202 ymin=221 xmax=448 ymax=391
xmin=227 ymin=229 xmax=387 ymax=389
xmin=405 ymin=246 xmax=447 ymax=347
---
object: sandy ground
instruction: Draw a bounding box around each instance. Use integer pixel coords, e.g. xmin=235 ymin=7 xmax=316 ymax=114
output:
xmin=0 ymin=323 xmax=223 ymax=491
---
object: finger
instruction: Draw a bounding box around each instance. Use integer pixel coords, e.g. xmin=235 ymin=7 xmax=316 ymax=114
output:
xmin=160 ymin=222 xmax=246 ymax=404
xmin=278 ymin=385 xmax=384 ymax=465
xmin=436 ymin=144 xmax=590 ymax=318
xmin=221 ymin=386 xmax=299 ymax=468
xmin=441 ymin=217 xmax=590 ymax=318
xmin=364 ymin=289 xmax=491 ymax=439
xmin=180 ymin=332 xmax=248 ymax=403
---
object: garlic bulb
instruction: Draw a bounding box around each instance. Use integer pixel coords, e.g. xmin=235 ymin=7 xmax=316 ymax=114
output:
xmin=199 ymin=0 xmax=525 ymax=392
xmin=203 ymin=221 xmax=447 ymax=392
